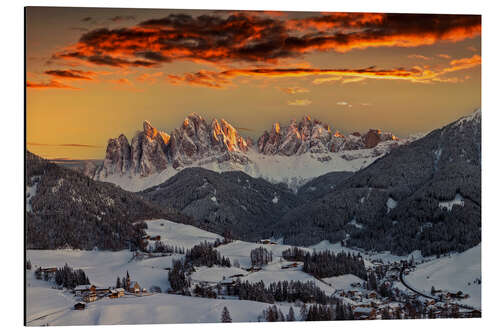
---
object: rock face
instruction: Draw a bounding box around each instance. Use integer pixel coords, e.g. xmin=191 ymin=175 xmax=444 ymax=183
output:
xmin=89 ymin=113 xmax=401 ymax=181
xmin=168 ymin=114 xmax=249 ymax=168
xmin=257 ymin=116 xmax=398 ymax=155
xmin=91 ymin=113 xmax=251 ymax=179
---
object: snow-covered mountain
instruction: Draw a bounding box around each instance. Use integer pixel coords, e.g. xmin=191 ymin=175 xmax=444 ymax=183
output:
xmin=86 ymin=113 xmax=408 ymax=191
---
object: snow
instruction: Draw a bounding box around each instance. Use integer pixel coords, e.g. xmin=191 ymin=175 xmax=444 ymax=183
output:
xmin=386 ymin=197 xmax=398 ymax=213
xmin=310 ymin=240 xmax=424 ymax=264
xmin=145 ymin=219 xmax=222 ymax=249
xmin=439 ymin=193 xmax=465 ymax=211
xmin=323 ymin=274 xmax=365 ymax=290
xmin=27 ymin=283 xmax=298 ymax=326
xmin=405 ymin=244 xmax=481 ymax=309
xmin=347 ymin=218 xmax=364 ymax=229
xmin=191 ymin=266 xmax=248 ymax=284
xmin=96 ymin=143 xmax=404 ymax=192
xmin=272 ymin=195 xmax=279 ymax=204
xmin=25 ymin=220 xmax=316 ymax=326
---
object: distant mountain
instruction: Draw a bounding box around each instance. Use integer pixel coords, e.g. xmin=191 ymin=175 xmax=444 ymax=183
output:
xmin=85 ymin=113 xmax=407 ymax=191
xmin=140 ymin=167 xmax=300 ymax=241
xmin=26 ymin=151 xmax=191 ymax=250
xmin=273 ymin=109 xmax=481 ymax=256
xmin=257 ymin=115 xmax=398 ymax=155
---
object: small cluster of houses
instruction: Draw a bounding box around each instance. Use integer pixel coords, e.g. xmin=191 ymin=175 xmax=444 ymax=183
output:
xmin=72 ymin=280 xmax=145 ymax=310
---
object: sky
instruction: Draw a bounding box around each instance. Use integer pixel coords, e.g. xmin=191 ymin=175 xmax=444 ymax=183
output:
xmin=26 ymin=7 xmax=481 ymax=160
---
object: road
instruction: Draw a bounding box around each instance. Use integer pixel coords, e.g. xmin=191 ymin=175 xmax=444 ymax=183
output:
xmin=399 ymin=267 xmax=480 ymax=313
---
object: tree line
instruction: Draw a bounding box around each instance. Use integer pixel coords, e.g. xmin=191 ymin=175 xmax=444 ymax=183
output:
xmin=282 ymin=247 xmax=367 ymax=279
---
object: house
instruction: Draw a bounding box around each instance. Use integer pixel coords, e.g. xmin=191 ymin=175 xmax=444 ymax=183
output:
xmin=109 ymin=288 xmax=125 ymax=298
xmin=151 ymin=235 xmax=161 ymax=241
xmin=74 ymin=302 xmax=86 ymax=310
xmin=128 ymin=281 xmax=141 ymax=293
xmin=94 ymin=287 xmax=110 ymax=295
xmin=74 ymin=284 xmax=92 ymax=295
xmin=368 ymin=291 xmax=378 ymax=299
xmin=41 ymin=267 xmax=57 ymax=273
xmin=353 ymin=307 xmax=376 ymax=320
xmin=83 ymin=293 xmax=97 ymax=302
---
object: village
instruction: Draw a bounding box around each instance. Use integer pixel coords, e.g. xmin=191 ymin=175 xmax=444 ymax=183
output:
xmin=26 ymin=220 xmax=481 ymax=324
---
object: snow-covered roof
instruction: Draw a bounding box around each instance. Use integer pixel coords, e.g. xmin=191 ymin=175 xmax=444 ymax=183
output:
xmin=354 ymin=307 xmax=373 ymax=314
xmin=74 ymin=284 xmax=91 ymax=291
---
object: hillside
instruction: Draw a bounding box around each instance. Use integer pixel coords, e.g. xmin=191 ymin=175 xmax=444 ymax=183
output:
xmin=272 ymin=110 xmax=481 ymax=256
xmin=26 ymin=151 xmax=191 ymax=250
xmin=141 ymin=168 xmax=299 ymax=241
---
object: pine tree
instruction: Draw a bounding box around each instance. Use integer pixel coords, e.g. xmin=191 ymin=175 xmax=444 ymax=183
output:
xmin=287 ymin=306 xmax=296 ymax=321
xmin=116 ymin=276 xmax=121 ymax=288
xmin=221 ymin=306 xmax=232 ymax=323
xmin=300 ymin=303 xmax=308 ymax=321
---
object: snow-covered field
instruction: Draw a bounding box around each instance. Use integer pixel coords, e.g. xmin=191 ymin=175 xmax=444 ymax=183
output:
xmin=405 ymin=245 xmax=481 ymax=309
xmin=26 ymin=219 xmax=481 ymax=325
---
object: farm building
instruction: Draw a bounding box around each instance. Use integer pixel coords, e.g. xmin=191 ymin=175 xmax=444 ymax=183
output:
xmin=353 ymin=307 xmax=376 ymax=320
xmin=83 ymin=293 xmax=97 ymax=303
xmin=109 ymin=288 xmax=125 ymax=298
xmin=74 ymin=302 xmax=85 ymax=310
xmin=128 ymin=281 xmax=141 ymax=293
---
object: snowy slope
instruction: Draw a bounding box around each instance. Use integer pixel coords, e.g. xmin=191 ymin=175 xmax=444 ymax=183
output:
xmin=145 ymin=219 xmax=222 ymax=249
xmin=96 ymin=143 xmax=399 ymax=192
xmin=405 ymin=244 xmax=481 ymax=309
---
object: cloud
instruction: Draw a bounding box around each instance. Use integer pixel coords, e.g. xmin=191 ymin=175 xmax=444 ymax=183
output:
xmin=27 ymin=142 xmax=101 ymax=148
xmin=447 ymin=54 xmax=481 ymax=71
xmin=280 ymin=87 xmax=310 ymax=94
xmin=51 ymin=13 xmax=480 ymax=69
xmin=342 ymin=77 xmax=367 ymax=84
xmin=26 ymin=80 xmax=78 ymax=89
xmin=167 ymin=70 xmax=232 ymax=89
xmin=312 ymin=76 xmax=342 ymax=85
xmin=288 ymin=99 xmax=312 ymax=106
xmin=437 ymin=53 xmax=451 ymax=59
xmin=44 ymin=69 xmax=96 ymax=80
xmin=408 ymin=54 xmax=431 ymax=60
xmin=164 ymin=55 xmax=481 ymax=89
xmin=110 ymin=15 xmax=136 ymax=22
xmin=136 ymin=71 xmax=164 ymax=83
xmin=110 ymin=78 xmax=134 ymax=86
xmin=336 ymin=101 xmax=349 ymax=106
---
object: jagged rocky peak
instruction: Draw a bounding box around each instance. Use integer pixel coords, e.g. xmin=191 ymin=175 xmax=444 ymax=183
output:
xmin=166 ymin=113 xmax=251 ymax=168
xmin=143 ymin=120 xmax=170 ymax=145
xmin=257 ymin=115 xmax=399 ymax=155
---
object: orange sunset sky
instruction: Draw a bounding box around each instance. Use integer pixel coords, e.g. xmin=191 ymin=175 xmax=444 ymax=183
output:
xmin=26 ymin=7 xmax=481 ymax=160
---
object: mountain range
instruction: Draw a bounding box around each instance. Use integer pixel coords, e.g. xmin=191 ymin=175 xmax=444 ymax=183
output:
xmin=84 ymin=114 xmax=408 ymax=191
xmin=28 ymin=109 xmax=481 ymax=257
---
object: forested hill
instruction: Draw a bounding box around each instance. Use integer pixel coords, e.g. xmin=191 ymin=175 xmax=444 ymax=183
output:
xmin=273 ymin=109 xmax=481 ymax=257
xmin=26 ymin=151 xmax=192 ymax=250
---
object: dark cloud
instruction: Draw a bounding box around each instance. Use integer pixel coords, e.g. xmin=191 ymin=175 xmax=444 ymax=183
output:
xmin=52 ymin=12 xmax=480 ymax=69
xmin=44 ymin=69 xmax=95 ymax=80
xmin=26 ymin=80 xmax=78 ymax=89
xmin=110 ymin=15 xmax=136 ymax=22
xmin=81 ymin=17 xmax=92 ymax=22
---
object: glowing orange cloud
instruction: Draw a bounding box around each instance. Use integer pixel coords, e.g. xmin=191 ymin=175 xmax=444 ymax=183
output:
xmin=165 ymin=55 xmax=481 ymax=89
